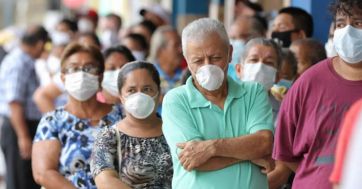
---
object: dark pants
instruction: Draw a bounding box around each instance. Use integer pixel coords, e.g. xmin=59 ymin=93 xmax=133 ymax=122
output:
xmin=0 ymin=116 xmax=40 ymax=189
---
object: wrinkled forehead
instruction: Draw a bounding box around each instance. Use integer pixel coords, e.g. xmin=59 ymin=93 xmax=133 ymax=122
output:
xmin=184 ymin=33 xmax=229 ymax=57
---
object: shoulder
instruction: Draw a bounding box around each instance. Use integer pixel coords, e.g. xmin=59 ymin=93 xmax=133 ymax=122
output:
xmin=95 ymin=127 xmax=118 ymax=146
xmin=296 ymin=58 xmax=331 ymax=83
xmin=163 ymin=85 xmax=189 ymax=104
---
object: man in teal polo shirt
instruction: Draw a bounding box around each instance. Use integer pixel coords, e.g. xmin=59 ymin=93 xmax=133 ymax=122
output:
xmin=162 ymin=18 xmax=274 ymax=189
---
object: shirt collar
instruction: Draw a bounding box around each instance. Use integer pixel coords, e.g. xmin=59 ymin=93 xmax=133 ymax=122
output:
xmin=185 ymin=76 xmax=246 ymax=108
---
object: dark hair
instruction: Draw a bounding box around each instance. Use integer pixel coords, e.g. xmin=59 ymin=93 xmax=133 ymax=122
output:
xmin=77 ymin=32 xmax=101 ymax=48
xmin=244 ymin=1 xmax=263 ymax=12
xmin=61 ymin=42 xmax=104 ymax=74
xmin=104 ymin=45 xmax=135 ymax=62
xmin=279 ymin=7 xmax=314 ymax=37
xmin=253 ymin=15 xmax=268 ymax=33
xmin=118 ymin=61 xmax=160 ymax=92
xmin=21 ymin=25 xmax=49 ymax=45
xmin=281 ymin=49 xmax=298 ymax=77
xmin=105 ymin=13 xmax=122 ymax=31
xmin=291 ymin=38 xmax=327 ymax=66
xmin=58 ymin=18 xmax=78 ymax=32
xmin=330 ymin=0 xmax=362 ymax=17
xmin=125 ymin=33 xmax=148 ymax=51
xmin=138 ymin=20 xmax=157 ymax=35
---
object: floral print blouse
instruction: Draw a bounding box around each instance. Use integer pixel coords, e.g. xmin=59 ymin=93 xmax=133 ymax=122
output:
xmin=90 ymin=127 xmax=173 ymax=189
xmin=34 ymin=105 xmax=123 ymax=189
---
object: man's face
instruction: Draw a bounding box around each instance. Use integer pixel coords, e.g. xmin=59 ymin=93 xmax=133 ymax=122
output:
xmin=271 ymin=13 xmax=305 ymax=44
xmin=272 ymin=13 xmax=295 ymax=33
xmin=229 ymin=19 xmax=252 ymax=41
xmin=185 ymin=32 xmax=231 ymax=77
xmin=335 ymin=9 xmax=362 ymax=29
xmin=159 ymin=31 xmax=182 ymax=70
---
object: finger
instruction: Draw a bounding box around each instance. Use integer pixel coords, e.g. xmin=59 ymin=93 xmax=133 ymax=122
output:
xmin=176 ymin=143 xmax=186 ymax=149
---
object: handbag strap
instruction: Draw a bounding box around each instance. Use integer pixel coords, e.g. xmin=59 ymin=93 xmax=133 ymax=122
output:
xmin=115 ymin=127 xmax=122 ymax=176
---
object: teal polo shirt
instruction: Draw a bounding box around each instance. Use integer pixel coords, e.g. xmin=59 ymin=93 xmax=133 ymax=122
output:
xmin=162 ymin=76 xmax=274 ymax=189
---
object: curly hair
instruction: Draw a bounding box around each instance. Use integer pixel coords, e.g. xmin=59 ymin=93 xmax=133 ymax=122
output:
xmin=330 ymin=0 xmax=362 ymax=17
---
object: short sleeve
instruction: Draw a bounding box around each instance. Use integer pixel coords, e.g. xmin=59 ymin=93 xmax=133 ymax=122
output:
xmin=90 ymin=127 xmax=118 ymax=177
xmin=33 ymin=113 xmax=60 ymax=142
xmin=162 ymin=89 xmax=204 ymax=156
xmin=246 ymin=83 xmax=274 ymax=134
xmin=272 ymin=80 xmax=303 ymax=162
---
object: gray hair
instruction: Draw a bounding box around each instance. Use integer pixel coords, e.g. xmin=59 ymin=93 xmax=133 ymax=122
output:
xmin=239 ymin=37 xmax=282 ymax=69
xmin=147 ymin=25 xmax=176 ymax=63
xmin=181 ymin=18 xmax=229 ymax=56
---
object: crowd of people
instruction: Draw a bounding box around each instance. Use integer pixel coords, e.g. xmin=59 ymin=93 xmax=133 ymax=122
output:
xmin=0 ymin=0 xmax=361 ymax=188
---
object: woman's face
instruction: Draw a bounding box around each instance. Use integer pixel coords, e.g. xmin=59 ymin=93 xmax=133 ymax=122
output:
xmin=104 ymin=52 xmax=129 ymax=71
xmin=244 ymin=45 xmax=278 ymax=68
xmin=120 ymin=68 xmax=159 ymax=105
xmin=62 ymin=51 xmax=101 ymax=77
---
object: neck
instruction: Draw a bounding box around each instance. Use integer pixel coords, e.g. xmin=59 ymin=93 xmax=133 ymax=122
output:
xmin=333 ymin=57 xmax=362 ymax=81
xmin=125 ymin=113 xmax=161 ymax=130
xmin=158 ymin=58 xmax=176 ymax=77
xmin=65 ymin=95 xmax=106 ymax=119
xmin=20 ymin=44 xmax=35 ymax=59
xmin=193 ymin=77 xmax=228 ymax=109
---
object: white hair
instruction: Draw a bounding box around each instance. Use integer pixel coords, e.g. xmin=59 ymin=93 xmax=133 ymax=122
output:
xmin=181 ymin=18 xmax=229 ymax=56
xmin=147 ymin=25 xmax=175 ymax=63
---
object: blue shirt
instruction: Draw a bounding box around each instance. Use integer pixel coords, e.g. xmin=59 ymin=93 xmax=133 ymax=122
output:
xmin=154 ymin=62 xmax=183 ymax=113
xmin=34 ymin=105 xmax=123 ymax=189
xmin=0 ymin=48 xmax=41 ymax=120
xmin=162 ymin=76 xmax=274 ymax=189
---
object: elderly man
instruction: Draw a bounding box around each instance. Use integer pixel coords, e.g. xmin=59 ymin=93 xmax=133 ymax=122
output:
xmin=147 ymin=26 xmax=183 ymax=111
xmin=162 ymin=18 xmax=274 ymax=189
xmin=0 ymin=25 xmax=48 ymax=189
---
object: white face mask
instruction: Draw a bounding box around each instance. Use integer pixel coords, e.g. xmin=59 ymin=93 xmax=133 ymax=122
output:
xmin=333 ymin=25 xmax=362 ymax=64
xmin=131 ymin=50 xmax=146 ymax=61
xmin=124 ymin=92 xmax=158 ymax=119
xmin=78 ymin=18 xmax=95 ymax=33
xmin=242 ymin=62 xmax=277 ymax=90
xmin=51 ymin=31 xmax=71 ymax=46
xmin=47 ymin=55 xmax=61 ymax=75
xmin=101 ymin=69 xmax=121 ymax=97
xmin=100 ymin=29 xmax=119 ymax=49
xmin=65 ymin=72 xmax=99 ymax=101
xmin=195 ymin=64 xmax=225 ymax=91
xmin=325 ymin=38 xmax=337 ymax=58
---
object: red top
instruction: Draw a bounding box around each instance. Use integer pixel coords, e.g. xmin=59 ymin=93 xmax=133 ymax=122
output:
xmin=330 ymin=98 xmax=362 ymax=184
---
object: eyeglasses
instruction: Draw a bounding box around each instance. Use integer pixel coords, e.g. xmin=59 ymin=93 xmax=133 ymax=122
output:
xmin=63 ymin=64 xmax=100 ymax=75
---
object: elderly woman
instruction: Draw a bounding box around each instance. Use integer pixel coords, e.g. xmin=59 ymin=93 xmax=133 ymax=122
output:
xmin=235 ymin=38 xmax=283 ymax=119
xmin=32 ymin=42 xmax=123 ymax=189
xmin=91 ymin=61 xmax=172 ymax=189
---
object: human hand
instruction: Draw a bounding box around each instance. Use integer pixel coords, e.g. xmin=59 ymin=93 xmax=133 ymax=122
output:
xmin=252 ymin=156 xmax=275 ymax=174
xmin=18 ymin=136 xmax=32 ymax=159
xmin=177 ymin=140 xmax=216 ymax=171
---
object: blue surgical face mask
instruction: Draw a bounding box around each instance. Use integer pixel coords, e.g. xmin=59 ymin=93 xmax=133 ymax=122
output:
xmin=276 ymin=79 xmax=293 ymax=89
xmin=230 ymin=39 xmax=246 ymax=66
xmin=333 ymin=25 xmax=362 ymax=64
